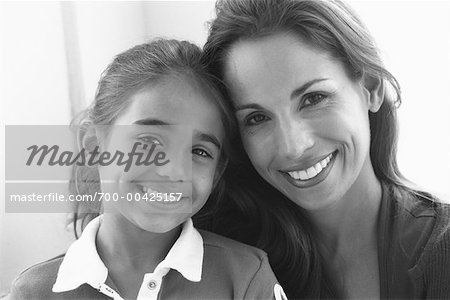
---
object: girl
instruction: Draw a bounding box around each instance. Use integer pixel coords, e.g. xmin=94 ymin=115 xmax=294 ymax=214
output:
xmin=9 ymin=39 xmax=285 ymax=300
xmin=200 ymin=0 xmax=450 ymax=298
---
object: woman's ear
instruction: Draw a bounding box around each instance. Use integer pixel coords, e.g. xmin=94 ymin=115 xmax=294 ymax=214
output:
xmin=362 ymin=75 xmax=385 ymax=113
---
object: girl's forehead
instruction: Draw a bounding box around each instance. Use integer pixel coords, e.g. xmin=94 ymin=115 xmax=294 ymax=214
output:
xmin=112 ymin=75 xmax=225 ymax=141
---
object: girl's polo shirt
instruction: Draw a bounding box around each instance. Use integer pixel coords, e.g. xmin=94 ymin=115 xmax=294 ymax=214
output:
xmin=52 ymin=216 xmax=203 ymax=299
xmin=10 ymin=216 xmax=287 ymax=299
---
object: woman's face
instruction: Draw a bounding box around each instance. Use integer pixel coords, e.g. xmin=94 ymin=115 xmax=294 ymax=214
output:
xmin=224 ymin=33 xmax=379 ymax=211
xmin=98 ymin=74 xmax=224 ymax=232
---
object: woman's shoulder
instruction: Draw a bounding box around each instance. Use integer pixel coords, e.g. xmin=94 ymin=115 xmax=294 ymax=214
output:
xmin=389 ymin=183 xmax=449 ymax=218
xmin=380 ymin=184 xmax=450 ymax=297
xmin=386 ymin=183 xmax=450 ymax=225
xmin=399 ymin=190 xmax=450 ymax=297
xmin=386 ymin=183 xmax=450 ymax=267
xmin=8 ymin=255 xmax=65 ymax=299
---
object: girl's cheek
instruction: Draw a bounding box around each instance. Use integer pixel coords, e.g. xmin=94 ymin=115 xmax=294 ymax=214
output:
xmin=192 ymin=163 xmax=214 ymax=183
xmin=191 ymin=173 xmax=213 ymax=205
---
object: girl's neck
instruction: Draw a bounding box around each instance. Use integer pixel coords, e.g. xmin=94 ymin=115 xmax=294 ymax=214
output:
xmin=307 ymin=157 xmax=382 ymax=254
xmin=96 ymin=214 xmax=181 ymax=273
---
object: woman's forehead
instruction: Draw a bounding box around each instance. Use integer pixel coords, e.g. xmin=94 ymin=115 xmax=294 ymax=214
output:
xmin=224 ymin=33 xmax=346 ymax=100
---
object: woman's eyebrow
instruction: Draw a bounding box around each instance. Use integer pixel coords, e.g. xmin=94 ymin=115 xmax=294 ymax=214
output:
xmin=194 ymin=131 xmax=221 ymax=150
xmin=290 ymin=78 xmax=330 ymax=99
xmin=234 ymin=78 xmax=330 ymax=112
xmin=234 ymin=103 xmax=264 ymax=112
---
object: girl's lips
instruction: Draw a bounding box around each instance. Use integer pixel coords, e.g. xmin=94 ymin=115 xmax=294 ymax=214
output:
xmin=134 ymin=181 xmax=192 ymax=195
xmin=122 ymin=181 xmax=193 ymax=213
xmin=137 ymin=187 xmax=192 ymax=213
xmin=137 ymin=184 xmax=190 ymax=198
xmin=280 ymin=150 xmax=337 ymax=189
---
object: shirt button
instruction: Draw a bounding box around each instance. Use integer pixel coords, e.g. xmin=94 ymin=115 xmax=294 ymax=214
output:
xmin=147 ymin=280 xmax=157 ymax=290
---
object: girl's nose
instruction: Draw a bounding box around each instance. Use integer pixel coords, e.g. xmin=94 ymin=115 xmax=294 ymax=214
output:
xmin=155 ymin=150 xmax=191 ymax=182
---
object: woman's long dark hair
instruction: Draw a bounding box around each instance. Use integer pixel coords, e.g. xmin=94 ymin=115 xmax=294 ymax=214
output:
xmin=198 ymin=0 xmax=420 ymax=298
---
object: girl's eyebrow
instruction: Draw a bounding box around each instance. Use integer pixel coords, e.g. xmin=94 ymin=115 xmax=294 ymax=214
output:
xmin=133 ymin=118 xmax=221 ymax=150
xmin=194 ymin=131 xmax=221 ymax=150
xmin=133 ymin=118 xmax=170 ymax=126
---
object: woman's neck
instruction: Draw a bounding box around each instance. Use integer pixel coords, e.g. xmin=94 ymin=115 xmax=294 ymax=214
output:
xmin=307 ymin=157 xmax=382 ymax=255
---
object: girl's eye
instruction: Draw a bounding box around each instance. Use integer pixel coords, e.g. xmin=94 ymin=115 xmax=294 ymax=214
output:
xmin=138 ymin=136 xmax=162 ymax=146
xmin=192 ymin=148 xmax=213 ymax=159
xmin=302 ymin=93 xmax=327 ymax=108
xmin=245 ymin=113 xmax=269 ymax=126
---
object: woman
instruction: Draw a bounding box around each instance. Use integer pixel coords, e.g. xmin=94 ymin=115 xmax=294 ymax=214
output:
xmin=199 ymin=0 xmax=450 ymax=298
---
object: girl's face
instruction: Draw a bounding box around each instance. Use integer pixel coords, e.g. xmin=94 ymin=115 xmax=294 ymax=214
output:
xmin=224 ymin=33 xmax=381 ymax=211
xmin=98 ymin=74 xmax=224 ymax=232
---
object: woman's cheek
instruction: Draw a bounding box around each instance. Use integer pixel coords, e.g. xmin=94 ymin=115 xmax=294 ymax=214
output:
xmin=242 ymin=133 xmax=272 ymax=170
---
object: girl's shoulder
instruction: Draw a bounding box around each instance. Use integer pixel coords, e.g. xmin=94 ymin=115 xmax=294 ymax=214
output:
xmin=199 ymin=228 xmax=271 ymax=278
xmin=198 ymin=229 xmax=286 ymax=299
xmin=8 ymin=255 xmax=63 ymax=299
xmin=7 ymin=254 xmax=102 ymax=300
xmin=199 ymin=229 xmax=268 ymax=258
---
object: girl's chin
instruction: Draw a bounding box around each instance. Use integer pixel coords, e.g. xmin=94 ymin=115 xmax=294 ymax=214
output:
xmin=130 ymin=214 xmax=188 ymax=234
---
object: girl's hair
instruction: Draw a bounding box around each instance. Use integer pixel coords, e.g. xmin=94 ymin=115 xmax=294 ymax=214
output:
xmin=200 ymin=0 xmax=422 ymax=298
xmin=69 ymin=39 xmax=236 ymax=238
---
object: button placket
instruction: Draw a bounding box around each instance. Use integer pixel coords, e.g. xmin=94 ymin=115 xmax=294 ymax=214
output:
xmin=147 ymin=280 xmax=157 ymax=290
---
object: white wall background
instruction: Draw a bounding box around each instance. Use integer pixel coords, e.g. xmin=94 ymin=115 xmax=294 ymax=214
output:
xmin=349 ymin=0 xmax=450 ymax=200
xmin=0 ymin=2 xmax=74 ymax=296
xmin=1 ymin=0 xmax=449 ymax=295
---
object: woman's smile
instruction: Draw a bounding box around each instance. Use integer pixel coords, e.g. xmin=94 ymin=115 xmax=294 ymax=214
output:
xmin=279 ymin=150 xmax=338 ymax=188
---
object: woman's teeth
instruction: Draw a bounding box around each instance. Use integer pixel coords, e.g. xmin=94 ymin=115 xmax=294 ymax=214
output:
xmin=287 ymin=153 xmax=333 ymax=181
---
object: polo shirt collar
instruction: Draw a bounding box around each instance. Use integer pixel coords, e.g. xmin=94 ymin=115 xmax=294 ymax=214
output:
xmin=155 ymin=218 xmax=203 ymax=282
xmin=52 ymin=216 xmax=203 ymax=293
xmin=52 ymin=216 xmax=107 ymax=292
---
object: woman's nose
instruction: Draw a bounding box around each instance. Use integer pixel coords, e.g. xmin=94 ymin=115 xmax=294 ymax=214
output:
xmin=277 ymin=119 xmax=314 ymax=160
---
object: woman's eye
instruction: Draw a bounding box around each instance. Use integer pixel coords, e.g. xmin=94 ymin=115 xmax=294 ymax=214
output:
xmin=192 ymin=148 xmax=213 ymax=159
xmin=245 ymin=113 xmax=269 ymax=126
xmin=303 ymin=93 xmax=327 ymax=107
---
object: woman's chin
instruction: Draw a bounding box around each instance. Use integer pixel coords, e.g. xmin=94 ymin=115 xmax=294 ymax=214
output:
xmin=291 ymin=194 xmax=339 ymax=212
